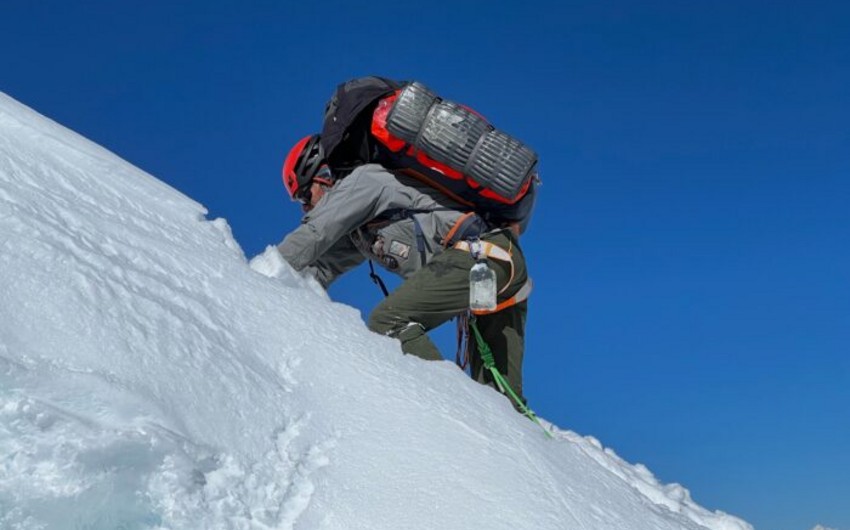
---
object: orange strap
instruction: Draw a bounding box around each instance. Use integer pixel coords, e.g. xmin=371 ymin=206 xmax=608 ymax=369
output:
xmin=442 ymin=212 xmax=476 ymax=248
xmin=453 ymin=239 xmax=513 ymax=262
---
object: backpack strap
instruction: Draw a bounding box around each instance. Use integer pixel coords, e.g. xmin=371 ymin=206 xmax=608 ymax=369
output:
xmin=377 ymin=207 xmax=491 ymax=267
xmin=411 ymin=215 xmax=428 ymax=267
xmin=384 ymin=207 xmax=490 ymax=246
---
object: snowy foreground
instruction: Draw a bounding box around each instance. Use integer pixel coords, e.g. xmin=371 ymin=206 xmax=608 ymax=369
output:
xmin=0 ymin=92 xmax=752 ymax=530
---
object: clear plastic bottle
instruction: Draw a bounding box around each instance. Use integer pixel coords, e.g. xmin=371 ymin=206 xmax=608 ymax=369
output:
xmin=469 ymin=260 xmax=497 ymax=311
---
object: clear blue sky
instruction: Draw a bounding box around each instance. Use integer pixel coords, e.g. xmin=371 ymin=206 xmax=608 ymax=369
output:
xmin=3 ymin=2 xmax=848 ymax=529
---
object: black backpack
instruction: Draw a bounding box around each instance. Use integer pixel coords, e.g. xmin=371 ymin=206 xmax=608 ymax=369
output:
xmin=320 ymin=76 xmax=401 ymax=172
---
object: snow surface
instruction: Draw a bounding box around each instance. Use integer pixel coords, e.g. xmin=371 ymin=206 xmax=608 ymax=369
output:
xmin=0 ymin=91 xmax=753 ymax=530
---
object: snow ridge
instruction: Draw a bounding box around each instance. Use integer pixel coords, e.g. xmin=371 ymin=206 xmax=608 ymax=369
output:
xmin=0 ymin=92 xmax=752 ymax=530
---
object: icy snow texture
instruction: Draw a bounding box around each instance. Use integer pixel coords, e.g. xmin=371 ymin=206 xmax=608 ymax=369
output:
xmin=0 ymin=91 xmax=753 ymax=530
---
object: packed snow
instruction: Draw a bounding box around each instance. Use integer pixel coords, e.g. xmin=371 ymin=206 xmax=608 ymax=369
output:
xmin=0 ymin=91 xmax=753 ymax=530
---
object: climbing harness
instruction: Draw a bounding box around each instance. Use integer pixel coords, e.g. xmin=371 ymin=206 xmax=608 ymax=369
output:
xmin=453 ymin=236 xmax=533 ymax=315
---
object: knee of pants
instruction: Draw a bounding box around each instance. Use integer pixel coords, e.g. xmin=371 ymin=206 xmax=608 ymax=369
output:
xmin=367 ymin=305 xmax=415 ymax=337
xmin=367 ymin=306 xmax=393 ymax=334
xmin=368 ymin=307 xmax=425 ymax=341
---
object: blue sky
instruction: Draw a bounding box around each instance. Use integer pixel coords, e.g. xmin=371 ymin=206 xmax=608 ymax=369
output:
xmin=2 ymin=2 xmax=848 ymax=529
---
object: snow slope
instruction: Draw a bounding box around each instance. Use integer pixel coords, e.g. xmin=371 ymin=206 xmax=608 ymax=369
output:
xmin=0 ymin=92 xmax=753 ymax=530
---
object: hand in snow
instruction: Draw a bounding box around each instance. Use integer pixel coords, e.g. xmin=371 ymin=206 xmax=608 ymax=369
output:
xmin=249 ymin=245 xmax=290 ymax=279
xmin=249 ymin=246 xmax=329 ymax=300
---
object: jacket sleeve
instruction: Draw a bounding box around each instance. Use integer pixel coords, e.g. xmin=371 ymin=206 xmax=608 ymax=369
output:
xmin=277 ymin=168 xmax=384 ymax=272
xmin=300 ymin=236 xmax=365 ymax=288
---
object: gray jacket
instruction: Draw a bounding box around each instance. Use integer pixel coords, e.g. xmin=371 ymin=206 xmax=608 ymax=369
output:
xmin=278 ymin=164 xmax=485 ymax=287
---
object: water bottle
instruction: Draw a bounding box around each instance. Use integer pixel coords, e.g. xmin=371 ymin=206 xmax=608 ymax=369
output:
xmin=469 ymin=260 xmax=497 ymax=311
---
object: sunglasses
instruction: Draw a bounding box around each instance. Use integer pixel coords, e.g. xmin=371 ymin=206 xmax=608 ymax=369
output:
xmin=295 ymin=165 xmax=332 ymax=206
xmin=295 ymin=186 xmax=312 ymax=205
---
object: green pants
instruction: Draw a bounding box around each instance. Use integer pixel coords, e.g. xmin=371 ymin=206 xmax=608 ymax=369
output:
xmin=368 ymin=230 xmax=529 ymax=403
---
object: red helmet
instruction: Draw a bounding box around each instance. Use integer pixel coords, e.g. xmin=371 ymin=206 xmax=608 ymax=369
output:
xmin=282 ymin=134 xmax=326 ymax=200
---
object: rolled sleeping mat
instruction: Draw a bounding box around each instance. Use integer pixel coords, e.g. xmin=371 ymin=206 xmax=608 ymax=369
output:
xmin=385 ymin=82 xmax=437 ymax=143
xmin=386 ymin=82 xmax=538 ymax=202
xmin=419 ymin=100 xmax=491 ymax=172
xmin=466 ymin=129 xmax=538 ymax=200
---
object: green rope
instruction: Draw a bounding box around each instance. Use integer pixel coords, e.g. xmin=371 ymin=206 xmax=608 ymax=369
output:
xmin=469 ymin=317 xmax=553 ymax=438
